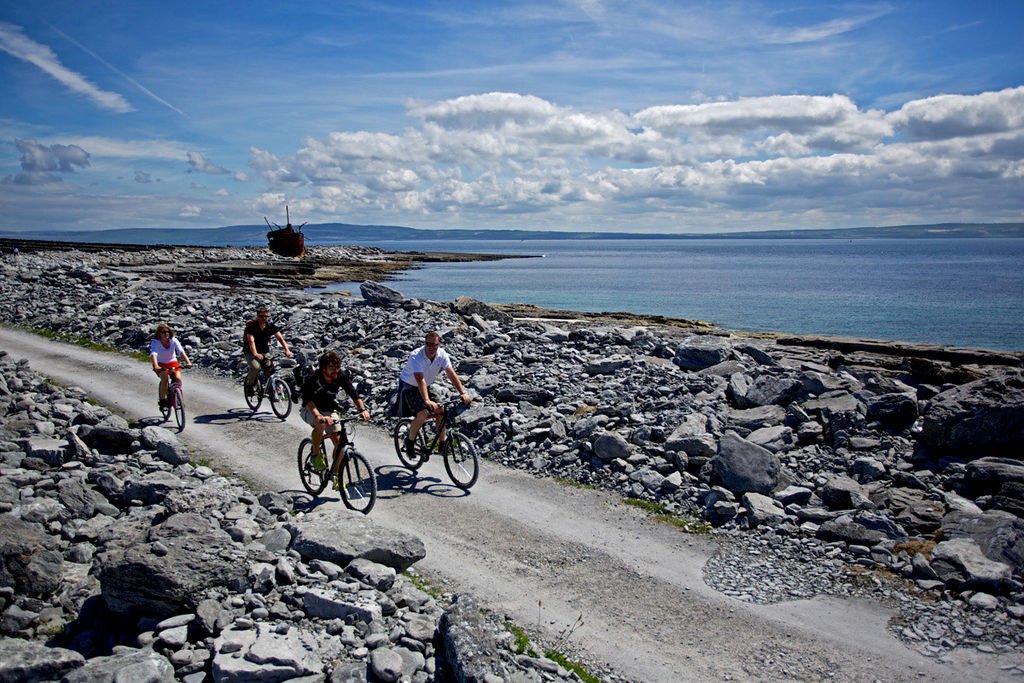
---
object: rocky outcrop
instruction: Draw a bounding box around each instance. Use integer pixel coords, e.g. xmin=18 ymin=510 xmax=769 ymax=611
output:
xmin=2 ymin=245 xmax=1024 ymax=669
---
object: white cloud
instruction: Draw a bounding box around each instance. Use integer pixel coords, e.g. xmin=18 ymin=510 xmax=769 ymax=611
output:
xmin=179 ymin=204 xmax=201 ymax=217
xmin=59 ymin=137 xmax=188 ymax=160
xmin=187 ymin=151 xmax=230 ymax=175
xmin=9 ymin=138 xmax=90 ymax=185
xmin=0 ymin=22 xmax=132 ymax=113
xmin=241 ymin=86 xmax=1023 ymax=229
xmin=888 ymin=86 xmax=1024 ymax=140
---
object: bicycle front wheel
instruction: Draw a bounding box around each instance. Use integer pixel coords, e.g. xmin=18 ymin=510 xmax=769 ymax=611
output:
xmin=268 ymin=376 xmax=292 ymax=419
xmin=444 ymin=431 xmax=479 ymax=490
xmin=159 ymin=391 xmax=171 ymax=422
xmin=392 ymin=419 xmax=426 ymax=470
xmin=338 ymin=447 xmax=377 ymax=514
xmin=297 ymin=438 xmax=330 ymax=496
xmin=171 ymin=385 xmax=186 ymax=432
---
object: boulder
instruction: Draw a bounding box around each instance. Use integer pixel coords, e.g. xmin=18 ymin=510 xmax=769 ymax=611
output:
xmin=452 ymin=296 xmax=513 ymax=324
xmin=709 ymin=431 xmax=782 ymax=495
xmin=818 ymin=476 xmax=873 ymax=511
xmin=727 ymin=405 xmax=787 ymax=431
xmin=359 ymin=282 xmax=406 ymax=307
xmin=61 ymin=647 xmax=175 ymax=683
xmin=440 ymin=593 xmax=516 ymax=682
xmin=866 ymin=392 xmax=919 ymax=427
xmin=931 ymin=538 xmax=1013 ymax=593
xmin=592 ymin=431 xmax=633 ymax=462
xmin=940 ymin=509 xmax=1024 ymax=573
xmin=212 ymin=622 xmax=335 ymax=683
xmin=674 ymin=336 xmax=733 ymax=371
xmin=963 ymin=457 xmax=1024 ymax=497
xmin=97 ymin=512 xmax=248 ymax=617
xmin=0 ymin=513 xmax=64 ymax=597
xmin=288 ymin=507 xmax=426 ymax=571
xmin=140 ymin=426 xmax=189 ymax=465
xmin=495 ymin=386 xmax=554 ymax=406
xmin=732 ymin=373 xmax=802 ymax=408
xmin=0 ymin=638 xmax=84 ymax=682
xmin=917 ymin=369 xmax=1024 ymax=453
xmin=742 ymin=492 xmax=787 ymax=527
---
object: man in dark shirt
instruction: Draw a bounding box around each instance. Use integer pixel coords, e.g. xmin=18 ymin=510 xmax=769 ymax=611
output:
xmin=300 ymin=351 xmax=370 ymax=476
xmin=242 ymin=307 xmax=292 ymax=395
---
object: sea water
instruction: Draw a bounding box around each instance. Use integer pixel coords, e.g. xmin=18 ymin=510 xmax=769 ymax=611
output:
xmin=322 ymin=238 xmax=1024 ymax=352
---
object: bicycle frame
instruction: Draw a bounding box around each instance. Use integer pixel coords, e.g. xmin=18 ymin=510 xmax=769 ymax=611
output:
xmin=420 ymin=400 xmax=464 ymax=450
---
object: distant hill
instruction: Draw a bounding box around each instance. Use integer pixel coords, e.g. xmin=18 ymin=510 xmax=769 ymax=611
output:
xmin=2 ymin=221 xmax=1022 ymax=247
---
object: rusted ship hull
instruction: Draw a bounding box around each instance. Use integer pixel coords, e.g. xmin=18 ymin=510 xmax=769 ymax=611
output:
xmin=267 ymin=229 xmax=304 ymax=257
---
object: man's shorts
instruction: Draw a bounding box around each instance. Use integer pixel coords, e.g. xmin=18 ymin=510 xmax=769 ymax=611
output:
xmin=400 ymin=383 xmax=434 ymax=416
xmin=299 ymin=405 xmax=318 ymax=427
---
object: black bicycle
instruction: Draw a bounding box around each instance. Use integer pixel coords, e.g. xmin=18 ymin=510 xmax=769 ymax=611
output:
xmin=244 ymin=355 xmax=292 ymax=419
xmin=392 ymin=400 xmax=480 ymax=489
xmin=157 ymin=368 xmax=187 ymax=433
xmin=297 ymin=415 xmax=377 ymax=514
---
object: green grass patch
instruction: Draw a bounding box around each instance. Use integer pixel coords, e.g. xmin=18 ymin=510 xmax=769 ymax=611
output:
xmin=402 ymin=569 xmax=445 ymax=601
xmin=553 ymin=478 xmax=596 ymax=491
xmin=624 ymin=498 xmax=712 ymax=534
xmin=31 ymin=327 xmax=123 ymax=354
xmin=543 ymin=650 xmax=603 ymax=683
xmin=504 ymin=622 xmax=536 ymax=657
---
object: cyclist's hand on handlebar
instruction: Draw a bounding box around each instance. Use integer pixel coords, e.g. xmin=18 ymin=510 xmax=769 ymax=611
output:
xmin=153 ymin=367 xmax=162 ymax=375
xmin=358 ymin=408 xmax=370 ymax=422
xmin=284 ymin=349 xmax=293 ymax=358
xmin=459 ymin=391 xmax=472 ymax=405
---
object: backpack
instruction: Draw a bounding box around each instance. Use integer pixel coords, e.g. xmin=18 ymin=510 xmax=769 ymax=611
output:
xmin=384 ymin=380 xmax=405 ymax=419
xmin=290 ymin=364 xmax=316 ymax=404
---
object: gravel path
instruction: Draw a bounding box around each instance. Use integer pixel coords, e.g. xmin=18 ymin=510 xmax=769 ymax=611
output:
xmin=1 ymin=325 xmax=1018 ymax=683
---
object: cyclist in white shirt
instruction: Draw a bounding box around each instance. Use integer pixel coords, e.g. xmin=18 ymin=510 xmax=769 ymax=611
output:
xmin=398 ymin=331 xmax=471 ymax=462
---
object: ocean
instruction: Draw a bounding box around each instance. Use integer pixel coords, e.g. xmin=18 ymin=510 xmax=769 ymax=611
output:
xmin=320 ymin=238 xmax=1024 ymax=352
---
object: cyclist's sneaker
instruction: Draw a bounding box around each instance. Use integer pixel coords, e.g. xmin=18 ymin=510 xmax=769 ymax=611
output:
xmin=405 ymin=438 xmax=418 ymax=462
xmin=244 ymin=384 xmax=255 ymax=397
xmin=158 ymin=398 xmax=169 ymax=409
xmin=311 ymin=454 xmax=326 ymax=470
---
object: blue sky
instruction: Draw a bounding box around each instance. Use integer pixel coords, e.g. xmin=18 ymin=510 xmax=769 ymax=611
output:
xmin=1 ymin=0 xmax=1022 ymax=234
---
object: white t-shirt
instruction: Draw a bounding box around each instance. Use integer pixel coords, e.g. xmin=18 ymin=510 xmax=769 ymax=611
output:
xmin=399 ymin=345 xmax=452 ymax=387
xmin=149 ymin=337 xmax=185 ymax=365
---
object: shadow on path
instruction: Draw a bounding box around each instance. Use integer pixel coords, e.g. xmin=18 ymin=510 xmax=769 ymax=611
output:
xmin=374 ymin=464 xmax=469 ymax=501
xmin=193 ymin=408 xmax=271 ymax=425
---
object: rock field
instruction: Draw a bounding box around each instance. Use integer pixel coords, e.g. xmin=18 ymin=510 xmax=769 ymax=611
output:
xmin=1 ymin=244 xmax=1023 ymax=682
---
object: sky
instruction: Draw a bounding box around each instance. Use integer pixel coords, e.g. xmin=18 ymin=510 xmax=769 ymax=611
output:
xmin=0 ymin=1 xmax=1022 ymax=235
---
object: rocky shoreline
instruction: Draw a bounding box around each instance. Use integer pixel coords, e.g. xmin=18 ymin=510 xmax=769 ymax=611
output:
xmin=1 ymin=243 xmax=1023 ymax=681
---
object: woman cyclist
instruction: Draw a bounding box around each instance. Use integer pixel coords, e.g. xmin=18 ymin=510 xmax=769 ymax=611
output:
xmin=150 ymin=322 xmax=192 ymax=409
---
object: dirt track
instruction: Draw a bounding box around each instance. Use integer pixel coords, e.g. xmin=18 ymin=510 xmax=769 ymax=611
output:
xmin=1 ymin=326 xmax=1016 ymax=682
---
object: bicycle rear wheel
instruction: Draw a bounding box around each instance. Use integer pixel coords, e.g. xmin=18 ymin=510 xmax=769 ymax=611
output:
xmin=297 ymin=438 xmax=330 ymax=496
xmin=244 ymin=380 xmax=261 ymax=410
xmin=443 ymin=431 xmax=479 ymax=489
xmin=392 ymin=419 xmax=428 ymax=470
xmin=268 ymin=376 xmax=292 ymax=419
xmin=171 ymin=385 xmax=186 ymax=432
xmin=338 ymin=447 xmax=377 ymax=514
